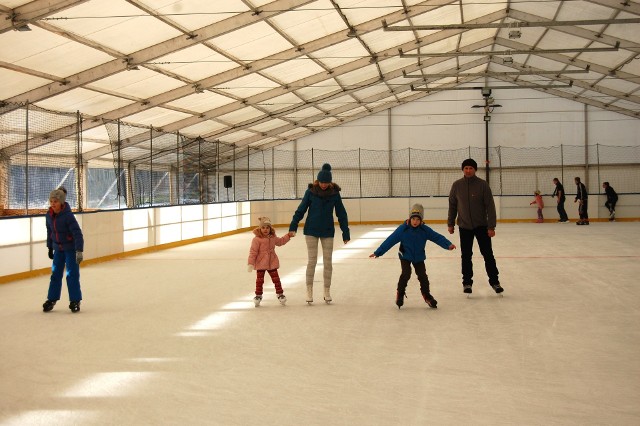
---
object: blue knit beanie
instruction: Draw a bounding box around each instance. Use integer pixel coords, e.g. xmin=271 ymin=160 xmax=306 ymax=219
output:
xmin=317 ymin=163 xmax=332 ymax=183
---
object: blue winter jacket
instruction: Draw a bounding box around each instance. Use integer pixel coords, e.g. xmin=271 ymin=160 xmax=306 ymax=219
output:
xmin=373 ymin=221 xmax=451 ymax=262
xmin=46 ymin=202 xmax=84 ymax=252
xmin=289 ymin=183 xmax=350 ymax=241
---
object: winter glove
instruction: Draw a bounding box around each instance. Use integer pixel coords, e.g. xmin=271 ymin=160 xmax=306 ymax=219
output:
xmin=48 ymin=248 xmax=54 ymax=259
xmin=247 ymin=264 xmax=253 ymax=272
xmin=76 ymin=251 xmax=83 ymax=264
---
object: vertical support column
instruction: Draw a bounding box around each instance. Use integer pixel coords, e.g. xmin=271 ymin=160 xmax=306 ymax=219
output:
xmin=175 ymin=132 xmax=181 ymax=205
xmin=126 ymin=162 xmax=134 ymax=208
xmin=358 ymin=148 xmax=362 ymax=198
xmin=388 ymin=109 xmax=392 ymax=197
xmin=25 ymin=103 xmax=29 ymax=214
xmin=584 ymin=105 xmax=589 ymax=189
xmin=75 ymin=111 xmax=84 ymax=211
xmin=150 ymin=126 xmax=154 ymax=206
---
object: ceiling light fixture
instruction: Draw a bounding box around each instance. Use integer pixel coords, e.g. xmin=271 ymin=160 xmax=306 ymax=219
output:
xmin=508 ymin=30 xmax=521 ymax=39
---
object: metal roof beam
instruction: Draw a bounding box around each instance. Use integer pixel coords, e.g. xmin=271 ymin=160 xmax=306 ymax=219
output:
xmin=586 ymin=0 xmax=640 ymax=16
xmin=0 ymin=0 xmax=89 ymax=34
xmin=491 ymin=75 xmax=639 ymax=118
xmin=383 ymin=17 xmax=640 ymax=31
xmin=4 ymin=0 xmax=317 ymax=104
xmin=495 ymin=37 xmax=640 ymax=86
xmin=399 ymin=43 xmax=620 ymax=58
xmin=403 ymin=68 xmax=590 ymax=79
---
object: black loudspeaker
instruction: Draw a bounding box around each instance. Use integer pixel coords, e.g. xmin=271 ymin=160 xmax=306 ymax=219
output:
xmin=223 ymin=175 xmax=232 ymax=188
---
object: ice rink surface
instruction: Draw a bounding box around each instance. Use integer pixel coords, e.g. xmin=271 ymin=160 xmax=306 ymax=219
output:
xmin=1 ymin=222 xmax=639 ymax=426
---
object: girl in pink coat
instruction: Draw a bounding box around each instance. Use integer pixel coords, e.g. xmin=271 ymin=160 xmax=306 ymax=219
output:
xmin=247 ymin=217 xmax=293 ymax=307
xmin=529 ymin=190 xmax=545 ymax=223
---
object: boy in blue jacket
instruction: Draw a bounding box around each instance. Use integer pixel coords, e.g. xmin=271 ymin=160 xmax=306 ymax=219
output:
xmin=43 ymin=187 xmax=84 ymax=313
xmin=370 ymin=204 xmax=456 ymax=309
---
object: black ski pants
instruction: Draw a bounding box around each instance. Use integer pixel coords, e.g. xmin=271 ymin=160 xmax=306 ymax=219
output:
xmin=397 ymin=259 xmax=430 ymax=296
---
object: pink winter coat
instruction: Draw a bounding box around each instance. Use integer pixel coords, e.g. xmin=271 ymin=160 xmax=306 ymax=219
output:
xmin=248 ymin=227 xmax=291 ymax=271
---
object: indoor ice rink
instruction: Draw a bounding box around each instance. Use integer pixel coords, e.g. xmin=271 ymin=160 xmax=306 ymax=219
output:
xmin=2 ymin=0 xmax=640 ymax=425
xmin=1 ymin=221 xmax=639 ymax=425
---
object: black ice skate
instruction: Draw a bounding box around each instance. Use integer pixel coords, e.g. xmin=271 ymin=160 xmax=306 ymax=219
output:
xmin=69 ymin=301 xmax=81 ymax=313
xmin=423 ymin=293 xmax=438 ymax=309
xmin=42 ymin=300 xmax=56 ymax=312
xmin=491 ymin=283 xmax=504 ymax=296
xmin=395 ymin=291 xmax=406 ymax=309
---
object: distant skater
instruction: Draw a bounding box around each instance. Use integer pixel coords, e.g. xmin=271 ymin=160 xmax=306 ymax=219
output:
xmin=552 ymin=178 xmax=569 ymax=223
xmin=370 ymin=204 xmax=455 ymax=309
xmin=529 ymin=190 xmax=544 ymax=223
xmin=574 ymin=177 xmax=589 ymax=225
xmin=602 ymin=182 xmax=618 ymax=221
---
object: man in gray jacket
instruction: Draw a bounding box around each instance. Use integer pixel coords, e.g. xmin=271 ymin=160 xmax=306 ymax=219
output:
xmin=447 ymin=159 xmax=503 ymax=295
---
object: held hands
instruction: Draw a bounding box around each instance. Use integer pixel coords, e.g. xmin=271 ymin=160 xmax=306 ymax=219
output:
xmin=288 ymin=231 xmax=296 ymax=237
xmin=48 ymin=248 xmax=53 ymax=259
xmin=247 ymin=264 xmax=253 ymax=272
xmin=76 ymin=251 xmax=83 ymax=264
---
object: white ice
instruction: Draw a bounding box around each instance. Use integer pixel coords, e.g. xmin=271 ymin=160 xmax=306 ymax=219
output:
xmin=1 ymin=223 xmax=639 ymax=425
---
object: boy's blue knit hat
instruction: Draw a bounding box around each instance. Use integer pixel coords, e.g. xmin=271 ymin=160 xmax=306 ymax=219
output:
xmin=317 ymin=163 xmax=332 ymax=183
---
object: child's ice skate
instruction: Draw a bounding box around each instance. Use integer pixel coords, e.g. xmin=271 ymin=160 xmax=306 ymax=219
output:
xmin=423 ymin=293 xmax=438 ymax=309
xmin=395 ymin=291 xmax=406 ymax=309
xmin=42 ymin=299 xmax=56 ymax=312
xmin=323 ymin=287 xmax=332 ymax=304
xmin=253 ymin=295 xmax=262 ymax=307
xmin=278 ymin=294 xmax=287 ymax=306
xmin=69 ymin=301 xmax=81 ymax=313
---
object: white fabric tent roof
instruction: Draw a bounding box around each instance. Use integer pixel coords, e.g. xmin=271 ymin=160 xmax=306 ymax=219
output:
xmin=1 ymin=0 xmax=639 ymax=163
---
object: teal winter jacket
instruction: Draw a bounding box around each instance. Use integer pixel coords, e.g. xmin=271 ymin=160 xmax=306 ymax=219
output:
xmin=289 ymin=183 xmax=350 ymax=241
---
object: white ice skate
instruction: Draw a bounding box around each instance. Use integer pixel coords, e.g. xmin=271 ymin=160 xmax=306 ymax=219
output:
xmin=323 ymin=287 xmax=332 ymax=304
xmin=253 ymin=295 xmax=262 ymax=307
xmin=278 ymin=294 xmax=287 ymax=306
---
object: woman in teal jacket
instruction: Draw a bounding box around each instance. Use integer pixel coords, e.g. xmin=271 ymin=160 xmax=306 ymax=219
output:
xmin=289 ymin=164 xmax=350 ymax=304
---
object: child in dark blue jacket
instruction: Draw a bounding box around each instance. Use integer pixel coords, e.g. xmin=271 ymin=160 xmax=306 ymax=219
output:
xmin=370 ymin=204 xmax=455 ymax=309
xmin=43 ymin=187 xmax=84 ymax=313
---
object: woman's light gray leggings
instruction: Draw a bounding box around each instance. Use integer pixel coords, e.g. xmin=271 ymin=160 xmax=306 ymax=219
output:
xmin=305 ymin=236 xmax=334 ymax=288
